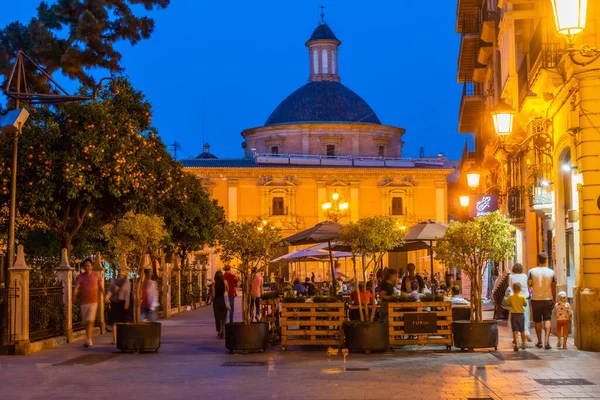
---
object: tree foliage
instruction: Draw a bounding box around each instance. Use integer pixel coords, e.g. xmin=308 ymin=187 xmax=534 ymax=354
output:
xmin=339 ymin=216 xmax=406 ymax=322
xmin=215 ymin=220 xmax=283 ymax=324
xmin=435 ymin=211 xmax=515 ymax=322
xmin=0 ymin=0 xmax=170 ymax=92
xmin=103 ymin=211 xmax=168 ymax=323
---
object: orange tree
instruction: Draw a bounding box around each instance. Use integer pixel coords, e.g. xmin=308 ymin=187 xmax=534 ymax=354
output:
xmin=0 ymin=78 xmax=175 ymax=255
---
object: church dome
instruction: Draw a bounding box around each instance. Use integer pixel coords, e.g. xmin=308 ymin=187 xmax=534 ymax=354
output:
xmin=196 ymin=143 xmax=218 ymax=159
xmin=265 ymin=80 xmax=381 ymax=126
xmin=307 ymin=23 xmax=340 ymax=43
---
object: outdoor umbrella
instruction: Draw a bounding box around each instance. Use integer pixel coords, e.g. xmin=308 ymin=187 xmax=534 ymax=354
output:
xmin=401 ymin=220 xmax=448 ymax=281
xmin=270 ymin=248 xmax=332 ymax=263
xmin=282 ymin=221 xmax=342 ymax=291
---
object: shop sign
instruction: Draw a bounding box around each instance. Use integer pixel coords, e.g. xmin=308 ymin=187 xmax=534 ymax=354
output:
xmin=469 ymin=194 xmax=498 ymax=217
xmin=403 ymin=312 xmax=438 ymax=334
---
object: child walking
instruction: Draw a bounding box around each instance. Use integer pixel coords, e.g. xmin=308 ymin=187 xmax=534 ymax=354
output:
xmin=506 ymin=282 xmax=528 ymax=351
xmin=555 ymin=291 xmax=572 ymax=349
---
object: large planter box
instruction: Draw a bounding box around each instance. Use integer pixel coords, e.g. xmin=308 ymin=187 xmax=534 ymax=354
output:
xmin=280 ymin=302 xmax=344 ymax=350
xmin=225 ymin=322 xmax=268 ymax=353
xmin=344 ymin=322 xmax=389 ymax=353
xmin=452 ymin=320 xmax=498 ymax=351
xmin=116 ymin=322 xmax=161 ymax=353
xmin=388 ymin=301 xmax=453 ymax=349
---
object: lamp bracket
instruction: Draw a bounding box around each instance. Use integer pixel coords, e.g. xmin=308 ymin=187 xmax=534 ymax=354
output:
xmin=567 ymin=45 xmax=600 ymax=67
xmin=498 ymin=118 xmax=553 ymax=155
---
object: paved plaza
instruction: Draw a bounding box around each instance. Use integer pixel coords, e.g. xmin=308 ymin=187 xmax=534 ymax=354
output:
xmin=1 ymin=300 xmax=599 ymax=400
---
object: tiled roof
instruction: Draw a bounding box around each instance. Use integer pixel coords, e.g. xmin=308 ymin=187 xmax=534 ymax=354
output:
xmin=265 ymin=81 xmax=381 ymax=126
xmin=307 ymin=23 xmax=339 ymax=42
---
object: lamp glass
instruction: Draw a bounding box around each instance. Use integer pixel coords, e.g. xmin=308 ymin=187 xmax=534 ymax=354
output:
xmin=466 ymin=171 xmax=480 ymax=189
xmin=551 ymin=0 xmax=588 ymax=36
xmin=332 ymin=192 xmax=339 ymax=201
xmin=459 ymin=196 xmax=470 ymax=208
xmin=322 ymin=202 xmax=331 ymax=210
xmin=492 ymin=111 xmax=513 ymax=137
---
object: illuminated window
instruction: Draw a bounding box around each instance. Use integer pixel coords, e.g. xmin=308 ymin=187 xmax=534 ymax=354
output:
xmin=326 ymin=145 xmax=336 ymax=157
xmin=331 ymin=51 xmax=336 ymax=74
xmin=271 ymin=146 xmax=279 ymax=155
xmin=313 ymin=50 xmax=318 ymax=74
xmin=378 ymin=146 xmax=386 ymax=157
xmin=272 ymin=197 xmax=285 ymax=215
xmin=322 ymin=49 xmax=328 ymax=74
xmin=391 ymin=197 xmax=404 ymax=215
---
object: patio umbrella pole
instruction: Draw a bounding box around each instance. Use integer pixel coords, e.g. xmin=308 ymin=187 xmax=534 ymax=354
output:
xmin=429 ymin=240 xmax=435 ymax=293
xmin=328 ymin=240 xmax=335 ymax=295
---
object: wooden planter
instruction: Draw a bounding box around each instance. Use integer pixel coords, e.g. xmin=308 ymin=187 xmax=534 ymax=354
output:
xmin=281 ymin=302 xmax=344 ymax=350
xmin=388 ymin=301 xmax=453 ymax=349
xmin=260 ymin=298 xmax=281 ymax=341
xmin=116 ymin=322 xmax=161 ymax=353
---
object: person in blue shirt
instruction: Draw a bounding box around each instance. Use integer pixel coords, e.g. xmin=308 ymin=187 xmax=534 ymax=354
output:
xmin=292 ymin=278 xmax=307 ymax=294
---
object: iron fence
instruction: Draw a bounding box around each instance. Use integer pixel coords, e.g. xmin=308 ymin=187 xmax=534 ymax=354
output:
xmin=72 ymin=284 xmax=85 ymax=331
xmin=29 ymin=281 xmax=64 ymax=341
xmin=170 ymin=275 xmax=179 ymax=309
xmin=0 ymin=284 xmax=18 ymax=344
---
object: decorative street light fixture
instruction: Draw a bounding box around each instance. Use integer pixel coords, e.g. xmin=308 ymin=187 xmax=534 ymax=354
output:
xmin=459 ymin=195 xmax=470 ymax=208
xmin=466 ymin=167 xmax=481 ymax=190
xmin=491 ymin=99 xmax=514 ymax=137
xmin=322 ymin=191 xmax=349 ymax=222
xmin=551 ymin=0 xmax=588 ymax=41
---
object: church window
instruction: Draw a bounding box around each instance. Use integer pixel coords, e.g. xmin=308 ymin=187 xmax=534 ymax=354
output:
xmin=378 ymin=146 xmax=386 ymax=157
xmin=313 ymin=50 xmax=318 ymax=74
xmin=322 ymin=50 xmax=328 ymax=74
xmin=326 ymin=145 xmax=336 ymax=157
xmin=271 ymin=146 xmax=279 ymax=155
xmin=391 ymin=197 xmax=404 ymax=215
xmin=272 ymin=197 xmax=285 ymax=216
xmin=331 ymin=50 xmax=336 ymax=74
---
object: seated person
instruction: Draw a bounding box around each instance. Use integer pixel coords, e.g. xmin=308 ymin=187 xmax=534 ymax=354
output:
xmin=448 ymin=285 xmax=470 ymax=306
xmin=350 ymin=283 xmax=373 ymax=305
xmin=303 ymin=277 xmax=316 ymax=296
xmin=292 ymin=278 xmax=307 ymax=294
xmin=408 ymin=281 xmax=424 ymax=301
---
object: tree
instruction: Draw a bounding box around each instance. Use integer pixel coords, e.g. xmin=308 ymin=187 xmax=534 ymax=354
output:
xmin=0 ymin=78 xmax=174 ymax=255
xmin=103 ymin=212 xmax=168 ymax=323
xmin=159 ymin=170 xmax=224 ymax=270
xmin=339 ymin=216 xmax=406 ymax=322
xmin=215 ymin=220 xmax=283 ymax=325
xmin=0 ymin=0 xmax=170 ymax=92
xmin=435 ymin=211 xmax=515 ymax=323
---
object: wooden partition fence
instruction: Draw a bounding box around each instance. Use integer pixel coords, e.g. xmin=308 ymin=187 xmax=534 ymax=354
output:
xmin=260 ymin=298 xmax=281 ymax=342
xmin=388 ymin=301 xmax=453 ymax=349
xmin=280 ymin=302 xmax=344 ymax=350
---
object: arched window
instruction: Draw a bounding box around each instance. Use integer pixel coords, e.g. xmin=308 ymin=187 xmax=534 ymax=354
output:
xmin=272 ymin=197 xmax=285 ymax=215
xmin=313 ymin=50 xmax=318 ymax=75
xmin=331 ymin=50 xmax=336 ymax=74
xmin=391 ymin=197 xmax=404 ymax=215
xmin=326 ymin=144 xmax=336 ymax=157
xmin=322 ymin=49 xmax=328 ymax=74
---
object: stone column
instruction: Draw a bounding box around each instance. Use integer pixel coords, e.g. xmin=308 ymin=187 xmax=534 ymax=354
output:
xmin=560 ymin=54 xmax=600 ymax=351
xmin=56 ymin=249 xmax=73 ymax=342
xmin=9 ymin=245 xmax=30 ymax=354
xmin=227 ymin=179 xmax=238 ymax=222
xmin=317 ymin=180 xmax=326 ymax=221
xmin=434 ymin=180 xmax=446 ymax=223
xmin=93 ymin=253 xmax=105 ymax=333
xmin=350 ymin=181 xmax=360 ymax=222
xmin=174 ymin=259 xmax=182 ymax=312
xmin=162 ymin=256 xmax=171 ymax=318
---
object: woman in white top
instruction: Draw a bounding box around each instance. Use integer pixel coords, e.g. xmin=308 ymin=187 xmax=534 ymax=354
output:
xmin=508 ymin=263 xmax=531 ymax=340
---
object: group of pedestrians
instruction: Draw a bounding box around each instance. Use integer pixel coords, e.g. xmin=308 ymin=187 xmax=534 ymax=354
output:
xmin=505 ymin=253 xmax=572 ymax=351
xmin=73 ymin=258 xmax=159 ymax=348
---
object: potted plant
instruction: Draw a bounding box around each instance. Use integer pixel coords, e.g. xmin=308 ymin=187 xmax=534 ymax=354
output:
xmin=435 ymin=211 xmax=515 ymax=351
xmin=215 ymin=219 xmax=283 ymax=353
xmin=339 ymin=216 xmax=405 ymax=353
xmin=103 ymin=212 xmax=169 ymax=353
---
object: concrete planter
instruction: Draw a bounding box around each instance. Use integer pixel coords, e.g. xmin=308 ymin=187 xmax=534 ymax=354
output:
xmin=452 ymin=320 xmax=498 ymax=351
xmin=225 ymin=322 xmax=268 ymax=353
xmin=116 ymin=322 xmax=161 ymax=353
xmin=344 ymin=322 xmax=389 ymax=353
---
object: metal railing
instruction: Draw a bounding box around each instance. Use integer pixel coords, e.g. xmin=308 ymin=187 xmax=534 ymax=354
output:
xmin=0 ymin=284 xmax=18 ymax=344
xmin=458 ymin=13 xmax=480 ymax=34
xmin=29 ymin=282 xmax=64 ymax=341
xmin=507 ymin=186 xmax=526 ymax=219
xmin=72 ymin=284 xmax=84 ymax=331
xmin=170 ymin=275 xmax=179 ymax=309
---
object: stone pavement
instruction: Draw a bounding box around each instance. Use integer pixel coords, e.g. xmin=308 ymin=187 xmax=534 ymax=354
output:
xmin=1 ymin=299 xmax=599 ymax=400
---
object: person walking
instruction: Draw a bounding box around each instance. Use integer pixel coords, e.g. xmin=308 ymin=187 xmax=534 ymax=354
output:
xmin=508 ymin=263 xmax=531 ymax=341
xmin=212 ymin=270 xmax=229 ymax=338
xmin=140 ymin=269 xmax=159 ymax=322
xmin=105 ymin=267 xmax=131 ymax=345
xmin=528 ymin=253 xmax=556 ymax=349
xmin=73 ymin=258 xmax=103 ymax=348
xmin=250 ymin=270 xmax=263 ymax=322
xmin=555 ymin=291 xmax=572 ymax=349
xmin=506 ymin=282 xmax=528 ymax=351
xmin=223 ymin=266 xmax=238 ymax=323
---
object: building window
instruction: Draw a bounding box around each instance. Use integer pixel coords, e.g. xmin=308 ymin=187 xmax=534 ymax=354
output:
xmin=378 ymin=145 xmax=386 ymax=157
xmin=272 ymin=197 xmax=285 ymax=215
xmin=313 ymin=50 xmax=318 ymax=74
xmin=326 ymin=144 xmax=336 ymax=157
xmin=331 ymin=50 xmax=336 ymax=74
xmin=322 ymin=49 xmax=328 ymax=74
xmin=271 ymin=146 xmax=279 ymax=155
xmin=391 ymin=197 xmax=404 ymax=215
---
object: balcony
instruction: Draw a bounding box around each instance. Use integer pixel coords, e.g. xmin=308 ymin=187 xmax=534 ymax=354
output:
xmin=456 ymin=0 xmax=481 ymax=27
xmin=457 ymin=14 xmax=481 ymax=82
xmin=480 ymin=8 xmax=496 ymax=43
xmin=507 ymin=186 xmax=526 ymax=223
xmin=458 ymin=81 xmax=482 ymax=134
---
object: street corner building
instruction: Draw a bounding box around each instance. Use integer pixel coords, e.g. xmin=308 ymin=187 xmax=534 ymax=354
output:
xmin=454 ymin=0 xmax=600 ymax=351
xmin=181 ymin=20 xmax=455 ymax=280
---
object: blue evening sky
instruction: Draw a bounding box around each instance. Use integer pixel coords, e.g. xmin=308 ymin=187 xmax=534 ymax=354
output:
xmin=1 ymin=0 xmax=464 ymax=160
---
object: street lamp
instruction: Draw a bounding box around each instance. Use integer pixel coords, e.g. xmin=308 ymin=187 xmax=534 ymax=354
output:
xmin=459 ymin=195 xmax=470 ymax=208
xmin=322 ymin=191 xmax=349 ymax=222
xmin=551 ymin=0 xmax=588 ymax=41
xmin=491 ymin=99 xmax=514 ymax=137
xmin=466 ymin=168 xmax=481 ymax=189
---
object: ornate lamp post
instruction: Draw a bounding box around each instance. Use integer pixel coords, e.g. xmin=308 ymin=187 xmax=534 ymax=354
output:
xmin=321 ymin=191 xmax=349 ymax=223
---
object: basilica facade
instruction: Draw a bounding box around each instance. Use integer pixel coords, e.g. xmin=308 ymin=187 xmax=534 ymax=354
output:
xmin=182 ymin=21 xmax=454 ymax=278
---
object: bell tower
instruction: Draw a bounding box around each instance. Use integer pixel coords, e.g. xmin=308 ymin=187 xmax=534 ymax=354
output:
xmin=306 ymin=9 xmax=341 ymax=83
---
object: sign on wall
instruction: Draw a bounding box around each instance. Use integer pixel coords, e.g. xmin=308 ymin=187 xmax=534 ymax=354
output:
xmin=469 ymin=194 xmax=499 ymax=218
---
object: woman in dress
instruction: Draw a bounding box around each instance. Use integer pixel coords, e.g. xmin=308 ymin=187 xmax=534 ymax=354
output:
xmin=212 ymin=270 xmax=229 ymax=338
xmin=508 ymin=263 xmax=531 ymax=342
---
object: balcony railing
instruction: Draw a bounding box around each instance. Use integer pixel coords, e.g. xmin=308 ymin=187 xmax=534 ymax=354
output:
xmin=507 ymin=186 xmax=526 ymax=220
xmin=457 ymin=13 xmax=480 ymax=34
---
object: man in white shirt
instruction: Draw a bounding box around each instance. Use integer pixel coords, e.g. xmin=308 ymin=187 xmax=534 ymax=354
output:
xmin=528 ymin=253 xmax=556 ymax=349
